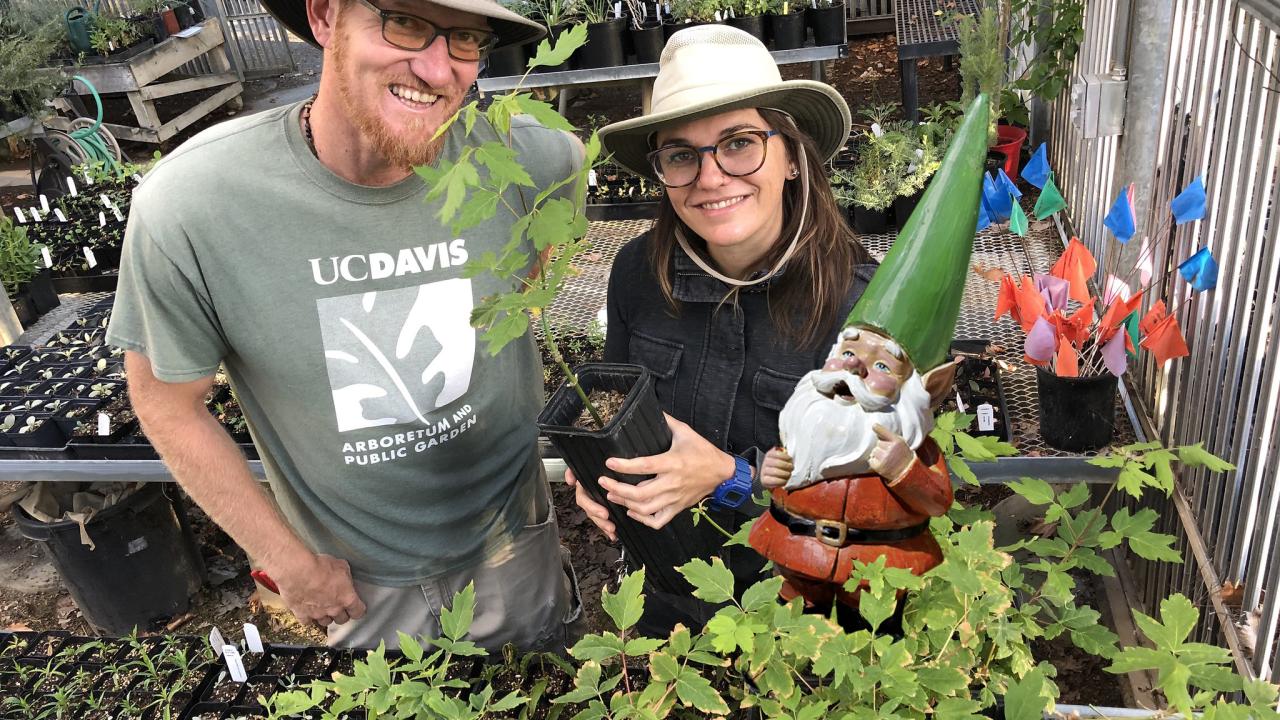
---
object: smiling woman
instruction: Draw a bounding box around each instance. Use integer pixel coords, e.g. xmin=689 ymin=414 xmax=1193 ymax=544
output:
xmin=566 ymin=24 xmax=878 ymax=637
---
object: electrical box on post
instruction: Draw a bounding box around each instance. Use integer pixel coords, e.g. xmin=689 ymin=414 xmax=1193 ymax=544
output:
xmin=1070 ymin=72 xmax=1128 ymax=138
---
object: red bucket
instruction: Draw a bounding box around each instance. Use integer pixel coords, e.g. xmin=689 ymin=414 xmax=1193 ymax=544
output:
xmin=990 ymin=125 xmax=1027 ymax=181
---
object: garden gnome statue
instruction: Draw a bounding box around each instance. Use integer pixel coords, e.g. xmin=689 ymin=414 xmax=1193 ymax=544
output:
xmin=748 ymin=94 xmax=990 ymax=615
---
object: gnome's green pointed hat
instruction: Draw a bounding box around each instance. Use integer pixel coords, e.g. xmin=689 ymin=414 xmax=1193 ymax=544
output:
xmin=845 ymin=94 xmax=990 ymax=371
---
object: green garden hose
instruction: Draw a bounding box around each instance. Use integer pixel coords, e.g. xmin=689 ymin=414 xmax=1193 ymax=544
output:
xmin=67 ymin=75 xmax=122 ymax=173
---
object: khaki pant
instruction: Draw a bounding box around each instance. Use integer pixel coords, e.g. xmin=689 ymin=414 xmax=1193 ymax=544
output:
xmin=326 ymin=476 xmax=584 ymax=652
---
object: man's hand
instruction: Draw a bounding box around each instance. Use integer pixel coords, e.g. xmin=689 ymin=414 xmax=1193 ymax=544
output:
xmin=565 ymin=467 xmax=617 ymax=541
xmin=760 ymin=447 xmax=793 ymax=488
xmin=268 ymin=551 xmax=367 ymax=627
xmin=870 ymin=424 xmax=914 ymax=483
xmin=596 ymin=414 xmax=733 ymax=530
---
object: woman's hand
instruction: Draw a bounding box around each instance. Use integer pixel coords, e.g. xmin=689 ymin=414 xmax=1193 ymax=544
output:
xmin=760 ymin=446 xmax=793 ymax=488
xmin=565 ymin=467 xmax=617 ymax=542
xmin=597 ymin=413 xmax=736 ymax=530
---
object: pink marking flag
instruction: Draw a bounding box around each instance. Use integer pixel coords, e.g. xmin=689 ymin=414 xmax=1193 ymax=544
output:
xmin=1101 ymin=324 xmax=1128 ymax=377
xmin=1026 ymin=316 xmax=1057 ymax=366
xmin=1135 ymin=236 xmax=1154 ymax=287
xmin=1034 ymin=273 xmax=1070 ymax=312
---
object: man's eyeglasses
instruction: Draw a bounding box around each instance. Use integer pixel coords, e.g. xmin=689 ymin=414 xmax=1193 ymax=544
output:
xmin=354 ymin=0 xmax=498 ymax=61
xmin=646 ymin=130 xmax=780 ymax=188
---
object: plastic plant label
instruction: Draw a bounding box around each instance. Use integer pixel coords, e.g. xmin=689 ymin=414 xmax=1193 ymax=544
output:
xmin=97 ymin=412 xmax=110 ymax=436
xmin=223 ymin=645 xmax=247 ymax=682
xmin=953 ymin=389 xmax=967 ymax=414
xmin=84 ymin=247 xmax=98 ymax=269
xmin=109 ymin=204 xmax=124 ymax=223
xmin=977 ymin=403 xmax=995 ymax=432
xmin=99 ymin=212 xmax=107 ymax=228
xmin=29 ymin=208 xmax=40 ymax=222
xmin=53 ymin=209 xmax=67 ymax=223
xmin=588 ymin=169 xmax=598 ymax=187
xmin=127 ymin=536 xmax=148 ymax=555
xmin=714 ymin=9 xmax=722 ymax=20
xmin=67 ymin=178 xmax=77 ymax=196
xmin=133 ymin=173 xmax=143 ymax=184
xmin=243 ymin=623 xmax=264 ymax=653
xmin=39 ymin=195 xmax=49 ymax=213
xmin=84 ymin=170 xmax=94 ymax=185
xmin=14 ymin=208 xmax=25 ymax=223
xmin=41 ymin=248 xmax=52 ymax=268
xmin=614 ymin=2 xmax=622 ymax=17
xmin=209 ymin=627 xmax=226 ymax=656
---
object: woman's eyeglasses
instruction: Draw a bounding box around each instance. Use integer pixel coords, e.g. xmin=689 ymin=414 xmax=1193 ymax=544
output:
xmin=646 ymin=130 xmax=780 ymax=188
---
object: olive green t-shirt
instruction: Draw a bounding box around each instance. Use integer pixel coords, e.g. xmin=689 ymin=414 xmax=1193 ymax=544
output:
xmin=106 ymin=101 xmax=578 ymax=585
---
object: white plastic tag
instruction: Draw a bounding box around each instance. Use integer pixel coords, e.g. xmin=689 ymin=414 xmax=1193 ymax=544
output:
xmin=38 ymin=195 xmax=49 ymax=213
xmin=110 ymin=204 xmax=124 ymax=223
xmin=14 ymin=208 xmax=25 ymax=223
xmin=811 ymin=0 xmax=817 ymax=8
xmin=953 ymin=389 xmax=967 ymax=414
xmin=53 ymin=209 xmax=67 ymax=223
xmin=728 ymin=7 xmax=735 ymax=17
xmin=83 ymin=170 xmax=94 ymax=185
xmin=84 ymin=247 xmax=98 ymax=268
xmin=97 ymin=412 xmax=110 ymax=436
xmin=209 ymin=627 xmax=226 ymax=656
xmin=132 ymin=173 xmax=143 ymax=184
xmin=99 ymin=211 xmax=107 ymax=228
xmin=29 ymin=208 xmax=40 ymax=222
xmin=41 ymin=248 xmax=52 ymax=268
xmin=976 ymin=403 xmax=996 ymax=432
xmin=614 ymin=2 xmax=622 ymax=17
xmin=243 ymin=623 xmax=264 ymax=654
xmin=588 ymin=169 xmax=598 ymax=187
xmin=99 ymin=193 xmax=112 ymax=208
xmin=713 ymin=9 xmax=722 ymax=20
xmin=67 ymin=178 xmax=77 ymax=196
xmin=223 ymin=645 xmax=247 ymax=682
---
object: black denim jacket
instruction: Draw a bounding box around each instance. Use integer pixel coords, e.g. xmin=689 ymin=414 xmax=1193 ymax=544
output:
xmin=604 ymin=231 xmax=876 ymax=468
xmin=602 ymin=231 xmax=876 ymax=631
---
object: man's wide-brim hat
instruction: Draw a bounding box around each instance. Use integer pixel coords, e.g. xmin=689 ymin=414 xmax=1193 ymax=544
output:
xmin=260 ymin=0 xmax=546 ymax=50
xmin=844 ymin=94 xmax=990 ymax=372
xmin=598 ymin=25 xmax=851 ymax=181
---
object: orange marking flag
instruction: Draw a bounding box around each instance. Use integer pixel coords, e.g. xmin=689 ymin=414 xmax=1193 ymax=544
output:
xmin=1056 ymin=335 xmax=1079 ymax=377
xmin=1140 ymin=313 xmax=1191 ymax=365
xmin=1050 ymin=237 xmax=1098 ymax=304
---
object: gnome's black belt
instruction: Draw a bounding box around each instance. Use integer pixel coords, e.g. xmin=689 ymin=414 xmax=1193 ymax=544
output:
xmin=769 ymin=503 xmax=929 ymax=548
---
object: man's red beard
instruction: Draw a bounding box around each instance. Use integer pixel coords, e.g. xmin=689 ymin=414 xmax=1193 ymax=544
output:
xmin=329 ymin=16 xmax=465 ymax=169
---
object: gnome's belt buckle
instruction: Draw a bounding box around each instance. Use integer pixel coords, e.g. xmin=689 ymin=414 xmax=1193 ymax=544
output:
xmin=814 ymin=519 xmax=848 ymax=548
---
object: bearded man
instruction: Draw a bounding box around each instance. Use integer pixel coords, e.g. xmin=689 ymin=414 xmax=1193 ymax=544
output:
xmin=748 ymin=94 xmax=991 ymax=621
xmin=107 ymin=0 xmax=582 ymax=650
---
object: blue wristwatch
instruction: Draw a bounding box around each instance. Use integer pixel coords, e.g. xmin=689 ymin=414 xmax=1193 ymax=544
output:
xmin=711 ymin=455 xmax=753 ymax=510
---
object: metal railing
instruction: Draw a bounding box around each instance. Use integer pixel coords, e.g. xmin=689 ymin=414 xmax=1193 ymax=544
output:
xmin=1046 ymin=0 xmax=1280 ymax=682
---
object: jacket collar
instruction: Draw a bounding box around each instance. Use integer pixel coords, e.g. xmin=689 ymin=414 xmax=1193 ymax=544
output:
xmin=671 ymin=243 xmax=782 ymax=302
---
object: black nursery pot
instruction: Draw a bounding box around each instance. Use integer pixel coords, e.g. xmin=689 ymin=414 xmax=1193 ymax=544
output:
xmin=1035 ymin=367 xmax=1118 ymax=451
xmin=726 ymin=14 xmax=766 ymax=43
xmin=808 ymin=2 xmax=846 ymax=45
xmin=581 ymin=18 xmax=627 ymax=68
xmin=485 ymin=42 xmax=528 ymax=78
xmin=663 ymin=19 xmax=710 ymax=40
xmin=851 ymin=204 xmax=891 ymax=234
xmin=28 ymin=269 xmax=60 ymax=315
xmin=893 ymin=188 xmax=923 ymax=229
xmin=630 ymin=21 xmax=665 ymax=63
xmin=537 ymin=363 xmax=701 ymax=595
xmin=768 ymin=10 xmax=807 ymax=49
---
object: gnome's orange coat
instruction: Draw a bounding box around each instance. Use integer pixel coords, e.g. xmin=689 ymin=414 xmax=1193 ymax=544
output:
xmin=748 ymin=438 xmax=953 ymax=608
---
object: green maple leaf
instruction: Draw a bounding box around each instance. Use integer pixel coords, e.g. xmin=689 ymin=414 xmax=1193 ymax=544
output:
xmin=678 ymin=557 xmax=736 ymax=604
xmin=1007 ymin=477 xmax=1054 ymax=506
xmin=601 ymin=569 xmax=645 ymax=631
xmin=474 ymin=142 xmax=535 ymax=190
xmin=1178 ymin=443 xmax=1235 ymax=472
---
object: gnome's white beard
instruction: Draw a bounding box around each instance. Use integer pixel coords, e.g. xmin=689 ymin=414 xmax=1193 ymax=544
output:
xmin=778 ymin=368 xmax=934 ymax=490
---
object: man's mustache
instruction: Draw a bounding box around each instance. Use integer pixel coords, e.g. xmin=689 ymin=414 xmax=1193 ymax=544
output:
xmin=811 ymin=369 xmax=893 ymax=411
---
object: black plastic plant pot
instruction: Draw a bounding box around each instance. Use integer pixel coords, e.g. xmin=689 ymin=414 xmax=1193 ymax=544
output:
xmin=851 ymin=204 xmax=891 ymax=234
xmin=768 ymin=10 xmax=807 ymax=49
xmin=808 ymin=2 xmax=845 ymax=45
xmin=485 ymin=42 xmax=528 ymax=78
xmin=28 ymin=269 xmax=60 ymax=315
xmin=1035 ymin=366 xmax=1117 ymax=451
xmin=893 ymin=188 xmax=923 ymax=229
xmin=12 ymin=483 xmax=203 ymax=635
xmin=630 ymin=21 xmax=665 ymax=63
xmin=663 ymin=19 xmax=710 ymax=40
xmin=6 ymin=415 xmax=66 ymax=448
xmin=11 ymin=293 xmax=36 ymax=328
xmin=726 ymin=14 xmax=766 ymax=43
xmin=581 ymin=18 xmax=627 ymax=68
xmin=537 ymin=363 xmax=701 ymax=595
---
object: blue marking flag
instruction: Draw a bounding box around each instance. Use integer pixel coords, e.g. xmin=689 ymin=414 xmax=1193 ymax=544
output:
xmin=976 ymin=192 xmax=993 ymax=232
xmin=984 ymin=172 xmax=1013 ymax=221
xmin=1022 ymin=143 xmax=1050 ymax=189
xmin=1103 ymin=186 xmax=1136 ymax=244
xmin=1178 ymin=247 xmax=1219 ymax=292
xmin=997 ymin=168 xmax=1022 ymax=199
xmin=1170 ymin=176 xmax=1207 ymax=225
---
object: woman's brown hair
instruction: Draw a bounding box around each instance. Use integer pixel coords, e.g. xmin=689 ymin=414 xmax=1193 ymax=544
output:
xmin=647 ymin=107 xmax=873 ymax=350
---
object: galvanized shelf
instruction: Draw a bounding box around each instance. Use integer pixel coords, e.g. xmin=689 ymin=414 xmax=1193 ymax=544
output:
xmin=894 ymin=0 xmax=978 ymax=120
